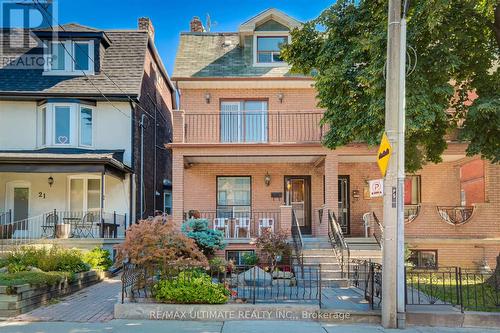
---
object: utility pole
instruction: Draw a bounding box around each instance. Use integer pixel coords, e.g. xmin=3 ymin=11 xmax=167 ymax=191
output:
xmin=382 ymin=0 xmax=405 ymax=328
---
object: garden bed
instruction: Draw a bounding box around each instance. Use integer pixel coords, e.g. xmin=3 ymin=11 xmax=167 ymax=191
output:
xmin=0 ymin=269 xmax=106 ymax=318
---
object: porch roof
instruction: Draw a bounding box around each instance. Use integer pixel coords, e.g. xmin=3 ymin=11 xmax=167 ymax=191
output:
xmin=0 ymin=149 xmax=132 ymax=178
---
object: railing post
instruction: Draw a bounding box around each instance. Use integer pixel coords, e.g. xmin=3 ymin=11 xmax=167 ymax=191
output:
xmin=319 ymin=264 xmax=322 ymax=308
xmin=113 ymin=211 xmax=117 ymax=238
xmin=9 ymin=209 xmax=12 ymax=223
xmin=457 ymin=267 xmax=464 ymax=313
xmin=101 ymin=211 xmax=105 ymax=238
xmin=253 ymin=265 xmax=256 ymax=305
xmin=124 ymin=213 xmax=127 ymax=235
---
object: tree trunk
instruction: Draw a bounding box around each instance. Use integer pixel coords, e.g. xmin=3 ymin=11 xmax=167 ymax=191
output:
xmin=486 ymin=253 xmax=500 ymax=290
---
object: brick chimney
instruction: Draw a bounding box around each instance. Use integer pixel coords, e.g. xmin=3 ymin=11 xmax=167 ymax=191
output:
xmin=138 ymin=17 xmax=155 ymax=41
xmin=190 ymin=16 xmax=204 ymax=33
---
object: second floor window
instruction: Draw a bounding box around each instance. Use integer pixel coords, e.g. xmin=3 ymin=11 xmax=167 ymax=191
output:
xmin=405 ymin=175 xmax=421 ymax=205
xmin=45 ymin=40 xmax=94 ymax=75
xmin=39 ymin=103 xmax=94 ymax=147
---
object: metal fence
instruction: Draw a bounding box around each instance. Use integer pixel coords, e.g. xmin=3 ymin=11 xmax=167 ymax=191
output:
xmin=121 ymin=262 xmax=322 ymax=306
xmin=405 ymin=267 xmax=499 ymax=312
xmin=348 ymin=259 xmax=383 ymax=309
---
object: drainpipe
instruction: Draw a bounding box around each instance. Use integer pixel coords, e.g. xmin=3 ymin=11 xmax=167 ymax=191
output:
xmin=140 ymin=114 xmax=145 ymax=219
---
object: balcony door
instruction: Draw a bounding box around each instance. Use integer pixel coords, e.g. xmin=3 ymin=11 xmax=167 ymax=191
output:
xmin=285 ymin=176 xmax=311 ymax=235
xmin=220 ymin=100 xmax=268 ymax=143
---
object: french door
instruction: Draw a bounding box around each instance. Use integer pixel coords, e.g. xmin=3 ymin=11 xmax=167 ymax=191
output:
xmin=220 ymin=100 xmax=268 ymax=143
xmin=68 ymin=176 xmax=101 ymax=212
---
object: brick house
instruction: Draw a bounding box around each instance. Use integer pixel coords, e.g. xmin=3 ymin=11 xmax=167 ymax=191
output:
xmin=170 ymin=9 xmax=499 ymax=269
xmin=0 ymin=18 xmax=175 ymax=245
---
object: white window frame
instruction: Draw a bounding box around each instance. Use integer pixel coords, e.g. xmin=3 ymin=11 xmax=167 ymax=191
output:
xmin=44 ymin=40 xmax=94 ymax=76
xmin=253 ymin=32 xmax=290 ymax=67
xmin=67 ymin=175 xmax=102 ymax=212
xmin=163 ymin=190 xmax=172 ymax=215
xmin=37 ymin=103 xmax=95 ymax=148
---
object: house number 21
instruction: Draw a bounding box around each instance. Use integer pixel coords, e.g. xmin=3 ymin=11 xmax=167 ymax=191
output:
xmin=38 ymin=192 xmax=46 ymax=199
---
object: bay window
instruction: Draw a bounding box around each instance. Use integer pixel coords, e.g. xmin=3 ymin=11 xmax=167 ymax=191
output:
xmin=38 ymin=103 xmax=94 ymax=148
xmin=217 ymin=176 xmax=251 ymax=218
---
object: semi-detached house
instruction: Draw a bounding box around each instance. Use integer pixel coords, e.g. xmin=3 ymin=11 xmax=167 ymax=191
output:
xmin=170 ymin=8 xmax=500 ymax=270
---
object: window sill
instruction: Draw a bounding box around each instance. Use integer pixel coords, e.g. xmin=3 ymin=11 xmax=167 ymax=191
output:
xmin=252 ymin=62 xmax=289 ymax=68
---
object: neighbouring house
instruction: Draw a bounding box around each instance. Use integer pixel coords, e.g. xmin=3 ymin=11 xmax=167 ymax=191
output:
xmin=170 ymin=8 xmax=499 ymax=270
xmin=0 ymin=18 xmax=176 ymax=249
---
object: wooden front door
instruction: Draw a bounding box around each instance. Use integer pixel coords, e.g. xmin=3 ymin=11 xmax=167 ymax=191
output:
xmin=285 ymin=176 xmax=312 ymax=234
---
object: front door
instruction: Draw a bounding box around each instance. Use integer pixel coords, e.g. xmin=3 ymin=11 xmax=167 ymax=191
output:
xmin=6 ymin=182 xmax=30 ymax=230
xmin=285 ymin=176 xmax=311 ymax=234
xmin=338 ymin=175 xmax=350 ymax=235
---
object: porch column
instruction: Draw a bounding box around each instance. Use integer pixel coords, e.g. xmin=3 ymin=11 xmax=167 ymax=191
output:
xmin=172 ymin=151 xmax=184 ymax=226
xmin=280 ymin=205 xmax=292 ymax=237
xmin=322 ymin=152 xmax=339 ymax=237
xmin=172 ymin=110 xmax=185 ymax=143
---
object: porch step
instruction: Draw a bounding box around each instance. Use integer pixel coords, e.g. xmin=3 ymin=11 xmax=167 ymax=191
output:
xmin=345 ymin=237 xmax=381 ymax=251
xmin=302 ymin=255 xmax=341 ymax=265
xmin=301 ymin=237 xmax=331 ymax=250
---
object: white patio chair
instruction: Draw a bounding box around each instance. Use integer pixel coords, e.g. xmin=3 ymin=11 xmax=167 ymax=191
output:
xmin=234 ymin=217 xmax=251 ymax=238
xmin=258 ymin=218 xmax=274 ymax=236
xmin=213 ymin=218 xmax=230 ymax=238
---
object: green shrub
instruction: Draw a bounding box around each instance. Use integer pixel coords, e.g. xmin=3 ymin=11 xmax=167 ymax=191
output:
xmin=0 ymin=271 xmax=73 ymax=287
xmin=5 ymin=247 xmax=90 ymax=274
xmin=242 ymin=252 xmax=259 ymax=266
xmin=6 ymin=262 xmax=27 ymax=273
xmin=208 ymin=257 xmax=227 ymax=273
xmin=181 ymin=219 xmax=226 ymax=256
xmin=83 ymin=247 xmax=113 ymax=271
xmin=153 ymin=270 xmax=229 ymax=304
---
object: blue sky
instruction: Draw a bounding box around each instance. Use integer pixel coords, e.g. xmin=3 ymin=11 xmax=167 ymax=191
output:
xmin=54 ymin=0 xmax=335 ymax=74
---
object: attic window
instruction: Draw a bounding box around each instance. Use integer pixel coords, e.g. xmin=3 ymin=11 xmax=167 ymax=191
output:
xmin=45 ymin=40 xmax=94 ymax=75
xmin=253 ymin=34 xmax=289 ymax=66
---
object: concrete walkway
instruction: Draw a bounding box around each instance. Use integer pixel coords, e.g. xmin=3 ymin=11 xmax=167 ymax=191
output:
xmin=10 ymin=275 xmax=121 ymax=322
xmin=0 ymin=320 xmax=498 ymax=333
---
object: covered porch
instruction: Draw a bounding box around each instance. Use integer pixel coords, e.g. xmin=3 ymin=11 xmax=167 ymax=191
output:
xmin=0 ymin=151 xmax=132 ymax=243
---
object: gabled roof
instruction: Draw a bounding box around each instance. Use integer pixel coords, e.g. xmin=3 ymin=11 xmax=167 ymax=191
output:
xmin=239 ymin=8 xmax=302 ymax=34
xmin=0 ymin=23 xmax=174 ymax=99
xmin=35 ymin=23 xmax=100 ymax=32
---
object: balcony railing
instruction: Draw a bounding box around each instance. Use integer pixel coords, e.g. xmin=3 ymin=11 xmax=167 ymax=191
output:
xmin=437 ymin=206 xmax=475 ymax=226
xmin=182 ymin=111 xmax=325 ymax=144
xmin=183 ymin=210 xmax=280 ymax=239
xmin=0 ymin=210 xmax=126 ymax=245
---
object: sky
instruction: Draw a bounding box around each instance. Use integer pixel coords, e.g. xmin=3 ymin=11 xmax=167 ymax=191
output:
xmin=54 ymin=0 xmax=335 ymax=74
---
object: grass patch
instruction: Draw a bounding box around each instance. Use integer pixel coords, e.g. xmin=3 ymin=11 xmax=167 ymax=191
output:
xmin=0 ymin=271 xmax=73 ymax=288
xmin=407 ymin=272 xmax=500 ymax=312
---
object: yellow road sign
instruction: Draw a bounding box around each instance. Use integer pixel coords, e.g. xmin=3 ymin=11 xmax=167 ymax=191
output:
xmin=377 ymin=132 xmax=392 ymax=177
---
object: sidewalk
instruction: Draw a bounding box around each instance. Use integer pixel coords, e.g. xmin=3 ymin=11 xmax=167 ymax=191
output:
xmin=0 ymin=320 xmax=499 ymax=333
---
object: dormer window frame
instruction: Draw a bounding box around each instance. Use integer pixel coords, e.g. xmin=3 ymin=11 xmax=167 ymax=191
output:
xmin=252 ymin=31 xmax=290 ymax=67
xmin=43 ymin=40 xmax=95 ymax=76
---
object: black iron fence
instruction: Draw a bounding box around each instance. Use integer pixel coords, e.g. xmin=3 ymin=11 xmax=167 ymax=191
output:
xmin=348 ymin=259 xmax=382 ymax=309
xmin=121 ymin=262 xmax=322 ymax=306
xmin=405 ymin=266 xmax=500 ymax=312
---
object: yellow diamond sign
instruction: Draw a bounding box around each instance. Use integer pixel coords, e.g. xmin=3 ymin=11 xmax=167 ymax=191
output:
xmin=377 ymin=132 xmax=392 ymax=177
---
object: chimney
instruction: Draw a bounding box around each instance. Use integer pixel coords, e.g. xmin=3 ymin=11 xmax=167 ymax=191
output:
xmin=138 ymin=17 xmax=155 ymax=41
xmin=190 ymin=16 xmax=204 ymax=33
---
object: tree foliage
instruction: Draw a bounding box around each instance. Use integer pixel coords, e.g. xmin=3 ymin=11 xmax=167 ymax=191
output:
xmin=181 ymin=218 xmax=226 ymax=256
xmin=281 ymin=0 xmax=499 ymax=171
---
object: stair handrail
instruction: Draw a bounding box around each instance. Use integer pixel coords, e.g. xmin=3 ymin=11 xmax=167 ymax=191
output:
xmin=372 ymin=212 xmax=384 ymax=249
xmin=291 ymin=209 xmax=304 ymax=278
xmin=327 ymin=209 xmax=350 ymax=279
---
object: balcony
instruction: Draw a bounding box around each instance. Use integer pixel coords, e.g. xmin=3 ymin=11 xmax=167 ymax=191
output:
xmin=173 ymin=111 xmax=325 ymax=144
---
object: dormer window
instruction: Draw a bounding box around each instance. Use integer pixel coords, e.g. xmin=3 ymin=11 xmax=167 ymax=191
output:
xmin=256 ymin=36 xmax=287 ymax=63
xmin=253 ymin=33 xmax=290 ymax=66
xmin=45 ymin=40 xmax=94 ymax=75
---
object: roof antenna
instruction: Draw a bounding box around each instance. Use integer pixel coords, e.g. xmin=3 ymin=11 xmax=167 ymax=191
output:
xmin=206 ymin=13 xmax=211 ymax=32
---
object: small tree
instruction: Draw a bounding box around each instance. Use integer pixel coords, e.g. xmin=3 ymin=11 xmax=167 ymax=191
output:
xmin=115 ymin=217 xmax=207 ymax=274
xmin=181 ymin=218 xmax=226 ymax=257
xmin=256 ymin=229 xmax=291 ymax=271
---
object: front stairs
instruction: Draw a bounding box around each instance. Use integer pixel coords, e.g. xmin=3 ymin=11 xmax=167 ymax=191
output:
xmin=295 ymin=236 xmax=382 ymax=287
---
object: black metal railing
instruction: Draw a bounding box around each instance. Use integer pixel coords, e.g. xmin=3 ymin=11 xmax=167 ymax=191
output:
xmin=183 ymin=210 xmax=280 ymax=239
xmin=317 ymin=208 xmax=324 ymax=225
xmin=327 ymin=210 xmax=350 ymax=279
xmin=291 ymin=209 xmax=304 ymax=278
xmin=437 ymin=206 xmax=475 ymax=226
xmin=404 ymin=204 xmax=420 ymax=224
xmin=121 ymin=262 xmax=322 ymax=306
xmin=405 ymin=266 xmax=499 ymax=312
xmin=372 ymin=212 xmax=384 ymax=249
xmin=183 ymin=111 xmax=325 ymax=144
xmin=349 ymin=259 xmax=382 ymax=309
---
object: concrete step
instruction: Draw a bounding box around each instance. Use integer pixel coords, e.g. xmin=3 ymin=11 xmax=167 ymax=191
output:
xmin=345 ymin=237 xmax=379 ymax=244
xmin=302 ymin=255 xmax=340 ymax=264
xmin=302 ymin=249 xmax=335 ymax=256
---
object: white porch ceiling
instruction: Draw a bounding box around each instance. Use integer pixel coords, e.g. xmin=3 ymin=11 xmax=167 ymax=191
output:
xmin=184 ymin=155 xmax=322 ymax=164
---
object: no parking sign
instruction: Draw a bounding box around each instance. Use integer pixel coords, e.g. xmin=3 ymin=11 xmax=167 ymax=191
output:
xmin=368 ymin=179 xmax=384 ymax=198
